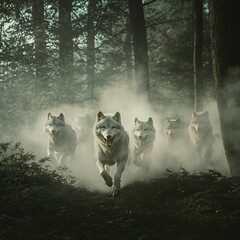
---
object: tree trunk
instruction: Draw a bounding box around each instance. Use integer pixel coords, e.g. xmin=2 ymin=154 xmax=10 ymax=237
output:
xmin=209 ymin=0 xmax=240 ymax=176
xmin=32 ymin=0 xmax=47 ymax=90
xmin=128 ymin=0 xmax=150 ymax=97
xmin=59 ymin=0 xmax=73 ymax=99
xmin=87 ymin=0 xmax=97 ymax=101
xmin=193 ymin=0 xmax=203 ymax=111
xmin=124 ymin=17 xmax=133 ymax=83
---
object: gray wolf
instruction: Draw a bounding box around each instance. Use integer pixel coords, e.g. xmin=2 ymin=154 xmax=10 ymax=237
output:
xmin=188 ymin=111 xmax=213 ymax=162
xmin=72 ymin=113 xmax=94 ymax=145
xmin=162 ymin=117 xmax=190 ymax=171
xmin=130 ymin=117 xmax=156 ymax=168
xmin=93 ymin=111 xmax=129 ymax=197
xmin=44 ymin=112 xmax=77 ymax=167
xmin=163 ymin=118 xmax=185 ymax=148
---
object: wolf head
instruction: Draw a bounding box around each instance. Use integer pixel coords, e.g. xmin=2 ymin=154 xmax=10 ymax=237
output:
xmin=163 ymin=118 xmax=181 ymax=137
xmin=190 ymin=111 xmax=210 ymax=132
xmin=45 ymin=112 xmax=65 ymax=138
xmin=133 ymin=117 xmax=156 ymax=145
xmin=94 ymin=111 xmax=123 ymax=148
xmin=73 ymin=114 xmax=93 ymax=135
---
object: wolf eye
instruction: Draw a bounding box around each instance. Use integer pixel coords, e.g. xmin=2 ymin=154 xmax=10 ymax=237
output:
xmin=101 ymin=126 xmax=105 ymax=129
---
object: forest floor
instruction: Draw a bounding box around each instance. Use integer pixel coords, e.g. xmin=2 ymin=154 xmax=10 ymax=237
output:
xmin=1 ymin=143 xmax=240 ymax=240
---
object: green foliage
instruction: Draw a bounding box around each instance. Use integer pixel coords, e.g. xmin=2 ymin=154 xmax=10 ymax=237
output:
xmin=0 ymin=142 xmax=76 ymax=187
xmin=115 ymin=168 xmax=240 ymax=225
xmin=0 ymin=143 xmax=240 ymax=239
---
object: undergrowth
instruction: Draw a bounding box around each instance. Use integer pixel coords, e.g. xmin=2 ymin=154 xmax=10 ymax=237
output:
xmin=1 ymin=142 xmax=240 ymax=240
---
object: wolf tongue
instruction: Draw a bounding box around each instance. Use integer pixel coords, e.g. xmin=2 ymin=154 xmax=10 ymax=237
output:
xmin=106 ymin=138 xmax=112 ymax=147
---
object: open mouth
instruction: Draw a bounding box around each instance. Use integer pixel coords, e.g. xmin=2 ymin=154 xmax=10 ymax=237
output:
xmin=51 ymin=131 xmax=59 ymax=138
xmin=140 ymin=136 xmax=147 ymax=144
xmin=104 ymin=136 xmax=114 ymax=148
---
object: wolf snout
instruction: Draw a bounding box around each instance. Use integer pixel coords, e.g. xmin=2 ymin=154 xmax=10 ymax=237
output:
xmin=106 ymin=135 xmax=112 ymax=140
xmin=105 ymin=135 xmax=114 ymax=148
xmin=139 ymin=135 xmax=147 ymax=144
xmin=51 ymin=129 xmax=57 ymax=135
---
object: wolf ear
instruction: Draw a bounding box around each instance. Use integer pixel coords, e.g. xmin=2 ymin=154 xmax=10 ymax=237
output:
xmin=204 ymin=110 xmax=209 ymax=116
xmin=135 ymin=117 xmax=140 ymax=125
xmin=113 ymin=112 xmax=121 ymax=123
xmin=47 ymin=112 xmax=52 ymax=120
xmin=58 ymin=113 xmax=65 ymax=122
xmin=147 ymin=117 xmax=153 ymax=126
xmin=97 ymin=111 xmax=105 ymax=122
xmin=192 ymin=112 xmax=197 ymax=118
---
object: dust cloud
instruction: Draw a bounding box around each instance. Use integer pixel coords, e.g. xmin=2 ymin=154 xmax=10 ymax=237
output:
xmin=16 ymin=84 xmax=230 ymax=193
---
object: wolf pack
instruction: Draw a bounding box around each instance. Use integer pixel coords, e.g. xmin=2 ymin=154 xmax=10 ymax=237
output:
xmin=44 ymin=110 xmax=214 ymax=197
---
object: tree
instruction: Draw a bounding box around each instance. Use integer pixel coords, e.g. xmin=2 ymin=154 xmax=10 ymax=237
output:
xmin=123 ymin=17 xmax=133 ymax=82
xmin=128 ymin=0 xmax=150 ymax=98
xmin=58 ymin=0 xmax=73 ymax=99
xmin=32 ymin=0 xmax=48 ymax=90
xmin=209 ymin=0 xmax=240 ymax=176
xmin=193 ymin=0 xmax=203 ymax=111
xmin=86 ymin=0 xmax=97 ymax=101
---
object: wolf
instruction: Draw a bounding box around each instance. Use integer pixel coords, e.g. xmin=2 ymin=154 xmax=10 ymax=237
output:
xmin=188 ymin=111 xmax=213 ymax=162
xmin=130 ymin=117 xmax=156 ymax=168
xmin=44 ymin=112 xmax=77 ymax=167
xmin=93 ymin=111 xmax=129 ymax=197
xmin=163 ymin=118 xmax=184 ymax=148
xmin=72 ymin=113 xmax=94 ymax=145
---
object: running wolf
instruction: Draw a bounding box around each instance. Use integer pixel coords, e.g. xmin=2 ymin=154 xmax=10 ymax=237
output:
xmin=188 ymin=111 xmax=213 ymax=161
xmin=72 ymin=113 xmax=94 ymax=145
xmin=93 ymin=111 xmax=129 ymax=197
xmin=44 ymin=112 xmax=77 ymax=167
xmin=163 ymin=118 xmax=184 ymax=148
xmin=130 ymin=117 xmax=156 ymax=168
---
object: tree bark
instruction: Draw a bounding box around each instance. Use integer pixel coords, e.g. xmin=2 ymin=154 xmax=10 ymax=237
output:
xmin=124 ymin=17 xmax=133 ymax=83
xmin=87 ymin=0 xmax=97 ymax=101
xmin=128 ymin=0 xmax=150 ymax=98
xmin=32 ymin=0 xmax=47 ymax=90
xmin=193 ymin=0 xmax=203 ymax=111
xmin=59 ymin=0 xmax=73 ymax=96
xmin=209 ymin=0 xmax=240 ymax=176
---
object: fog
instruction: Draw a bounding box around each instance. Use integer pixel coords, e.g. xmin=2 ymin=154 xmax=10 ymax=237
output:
xmin=15 ymin=84 xmax=230 ymax=193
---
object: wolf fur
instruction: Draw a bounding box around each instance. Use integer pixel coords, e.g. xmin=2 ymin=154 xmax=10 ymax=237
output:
xmin=188 ymin=111 xmax=213 ymax=161
xmin=163 ymin=118 xmax=185 ymax=148
xmin=44 ymin=112 xmax=77 ymax=167
xmin=130 ymin=117 xmax=156 ymax=168
xmin=72 ymin=113 xmax=94 ymax=145
xmin=93 ymin=111 xmax=129 ymax=197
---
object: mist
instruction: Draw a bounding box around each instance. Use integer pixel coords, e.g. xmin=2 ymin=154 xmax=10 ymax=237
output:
xmin=13 ymin=84 xmax=230 ymax=193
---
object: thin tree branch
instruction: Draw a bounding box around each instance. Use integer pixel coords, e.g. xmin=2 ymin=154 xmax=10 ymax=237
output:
xmin=143 ymin=0 xmax=157 ymax=7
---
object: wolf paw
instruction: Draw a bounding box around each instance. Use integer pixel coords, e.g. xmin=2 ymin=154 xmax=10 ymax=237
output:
xmin=112 ymin=187 xmax=120 ymax=198
xmin=101 ymin=171 xmax=113 ymax=187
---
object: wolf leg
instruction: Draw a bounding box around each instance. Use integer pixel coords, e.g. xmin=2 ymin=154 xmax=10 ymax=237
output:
xmin=68 ymin=151 xmax=76 ymax=169
xmin=47 ymin=148 xmax=60 ymax=165
xmin=142 ymin=153 xmax=151 ymax=170
xmin=133 ymin=154 xmax=142 ymax=167
xmin=203 ymin=143 xmax=212 ymax=163
xmin=96 ymin=160 xmax=113 ymax=187
xmin=113 ymin=160 xmax=126 ymax=197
